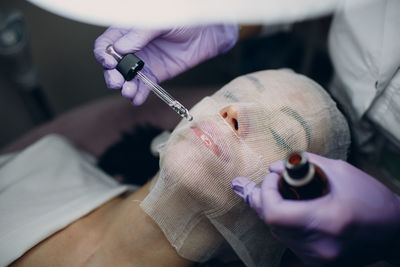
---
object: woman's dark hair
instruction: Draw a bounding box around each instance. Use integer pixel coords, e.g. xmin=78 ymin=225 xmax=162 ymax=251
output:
xmin=98 ymin=124 xmax=164 ymax=186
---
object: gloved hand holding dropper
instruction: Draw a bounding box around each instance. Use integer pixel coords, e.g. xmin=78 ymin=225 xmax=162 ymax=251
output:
xmin=94 ymin=25 xmax=238 ymax=105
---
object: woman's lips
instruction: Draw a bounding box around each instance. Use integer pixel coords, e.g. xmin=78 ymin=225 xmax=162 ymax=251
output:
xmin=191 ymin=126 xmax=221 ymax=157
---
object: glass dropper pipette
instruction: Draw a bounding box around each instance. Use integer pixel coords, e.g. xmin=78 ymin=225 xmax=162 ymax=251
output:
xmin=106 ymin=45 xmax=193 ymax=121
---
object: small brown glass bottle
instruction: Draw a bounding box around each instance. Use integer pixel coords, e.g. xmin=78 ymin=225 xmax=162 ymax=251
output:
xmin=278 ymin=152 xmax=329 ymax=200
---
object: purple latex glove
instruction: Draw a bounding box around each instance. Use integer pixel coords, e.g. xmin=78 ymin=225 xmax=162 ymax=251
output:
xmin=94 ymin=25 xmax=238 ymax=105
xmin=231 ymin=152 xmax=400 ymax=266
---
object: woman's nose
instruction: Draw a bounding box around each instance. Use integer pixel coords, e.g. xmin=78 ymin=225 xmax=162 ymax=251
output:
xmin=220 ymin=105 xmax=240 ymax=134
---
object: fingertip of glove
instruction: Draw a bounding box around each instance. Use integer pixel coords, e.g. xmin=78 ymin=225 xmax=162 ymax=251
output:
xmin=104 ymin=70 xmax=124 ymax=89
xmin=121 ymin=81 xmax=138 ymax=98
xmin=269 ymin=160 xmax=285 ymax=173
xmin=231 ymin=177 xmax=257 ymax=201
xmin=232 ymin=177 xmax=264 ymax=216
xmin=231 ymin=177 xmax=249 ymax=195
xmin=131 ymin=88 xmax=150 ymax=106
xmin=94 ymin=49 xmax=117 ymax=69
xmin=131 ymin=97 xmax=144 ymax=106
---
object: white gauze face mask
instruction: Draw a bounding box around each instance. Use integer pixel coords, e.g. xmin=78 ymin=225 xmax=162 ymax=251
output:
xmin=140 ymin=70 xmax=350 ymax=266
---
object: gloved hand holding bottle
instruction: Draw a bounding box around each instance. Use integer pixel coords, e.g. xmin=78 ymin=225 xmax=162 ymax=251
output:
xmin=231 ymin=152 xmax=400 ymax=266
xmin=93 ymin=25 xmax=238 ymax=105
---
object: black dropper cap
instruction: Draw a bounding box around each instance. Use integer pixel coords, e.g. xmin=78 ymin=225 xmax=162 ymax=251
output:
xmin=106 ymin=45 xmax=144 ymax=81
xmin=117 ymin=54 xmax=144 ymax=81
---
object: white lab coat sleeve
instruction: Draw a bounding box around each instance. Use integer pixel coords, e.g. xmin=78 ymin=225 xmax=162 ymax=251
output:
xmin=328 ymin=0 xmax=400 ymax=148
xmin=368 ymin=69 xmax=400 ymax=147
xmin=366 ymin=0 xmax=400 ymax=147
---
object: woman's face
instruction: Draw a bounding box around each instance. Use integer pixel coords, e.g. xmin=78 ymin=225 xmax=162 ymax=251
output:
xmin=160 ymin=70 xmax=331 ymax=213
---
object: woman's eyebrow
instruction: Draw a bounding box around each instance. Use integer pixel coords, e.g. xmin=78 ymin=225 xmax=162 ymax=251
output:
xmin=244 ymin=75 xmax=265 ymax=92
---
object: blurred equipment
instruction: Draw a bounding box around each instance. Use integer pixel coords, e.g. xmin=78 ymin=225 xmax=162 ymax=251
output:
xmin=27 ymin=0 xmax=341 ymax=27
xmin=0 ymin=10 xmax=53 ymax=124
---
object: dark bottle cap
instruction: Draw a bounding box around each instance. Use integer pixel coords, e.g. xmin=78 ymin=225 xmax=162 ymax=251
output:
xmin=116 ymin=54 xmax=144 ymax=81
xmin=285 ymin=152 xmax=310 ymax=180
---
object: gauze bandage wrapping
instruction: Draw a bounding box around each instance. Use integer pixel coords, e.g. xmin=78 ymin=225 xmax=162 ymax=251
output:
xmin=141 ymin=70 xmax=350 ymax=266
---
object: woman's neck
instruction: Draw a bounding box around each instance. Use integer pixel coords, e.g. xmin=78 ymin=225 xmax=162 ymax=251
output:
xmin=84 ymin=180 xmax=192 ymax=267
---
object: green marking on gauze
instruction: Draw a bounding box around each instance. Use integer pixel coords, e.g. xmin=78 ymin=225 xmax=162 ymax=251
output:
xmin=281 ymin=106 xmax=311 ymax=150
xmin=223 ymin=90 xmax=239 ymax=102
xmin=245 ymin=75 xmax=265 ymax=92
xmin=270 ymin=128 xmax=293 ymax=151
